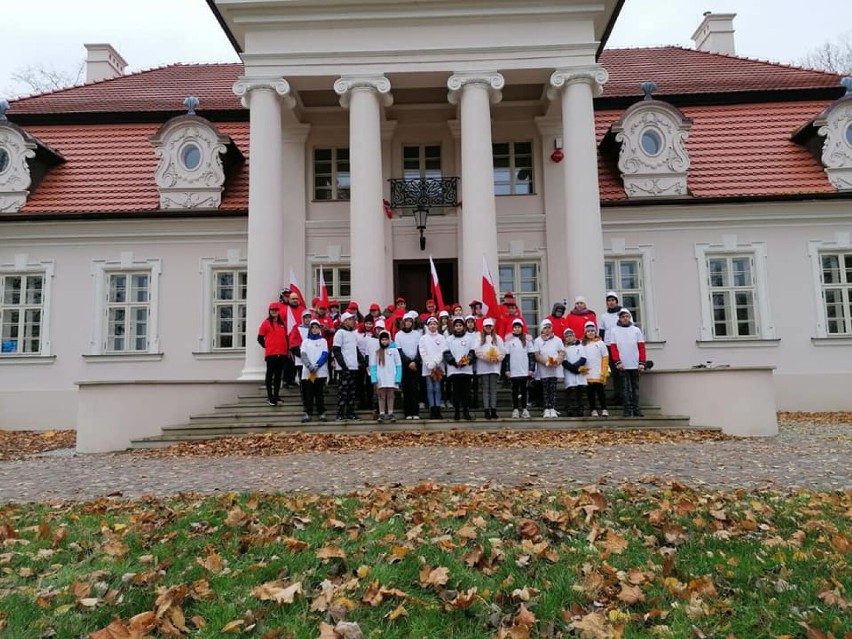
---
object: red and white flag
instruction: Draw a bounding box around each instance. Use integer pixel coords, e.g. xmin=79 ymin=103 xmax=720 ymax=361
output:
xmin=429 ymin=255 xmax=445 ymax=310
xmin=284 ymin=305 xmax=297 ymax=332
xmin=288 ymin=267 xmax=306 ymax=309
xmin=318 ymin=265 xmax=329 ymax=308
xmin=481 ymin=255 xmax=501 ymax=320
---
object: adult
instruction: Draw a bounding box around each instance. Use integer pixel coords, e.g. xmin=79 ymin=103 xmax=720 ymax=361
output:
xmin=546 ymin=301 xmax=568 ymax=338
xmin=599 ymin=291 xmax=624 ymax=401
xmin=257 ymin=303 xmax=288 ymax=406
xmin=564 ymin=296 xmax=597 ymax=340
xmin=610 ymin=309 xmax=647 ymax=417
xmin=498 ymin=292 xmax=527 ymax=338
xmin=420 ymin=298 xmax=438 ymax=322
xmin=332 ymin=311 xmax=361 ymax=420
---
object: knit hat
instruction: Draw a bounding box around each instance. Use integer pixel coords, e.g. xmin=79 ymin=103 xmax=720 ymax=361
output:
xmin=618 ymin=309 xmax=633 ymax=319
xmin=605 ymin=291 xmax=619 ymax=302
xmin=574 ymin=296 xmax=586 ymax=305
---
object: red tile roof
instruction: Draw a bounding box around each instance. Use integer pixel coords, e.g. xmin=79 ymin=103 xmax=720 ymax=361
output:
xmin=21 ymin=122 xmax=248 ymax=213
xmin=598 ymin=47 xmax=842 ymax=98
xmin=5 ymin=47 xmax=845 ymax=213
xmin=595 ymin=100 xmax=834 ymax=201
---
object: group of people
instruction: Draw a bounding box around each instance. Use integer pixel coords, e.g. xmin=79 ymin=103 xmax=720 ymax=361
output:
xmin=256 ymin=289 xmax=649 ymax=423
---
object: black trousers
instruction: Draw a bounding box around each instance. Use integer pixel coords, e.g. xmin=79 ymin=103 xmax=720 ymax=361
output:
xmin=586 ymin=382 xmax=607 ymax=411
xmin=301 ymin=377 xmax=326 ymax=415
xmin=337 ymin=369 xmax=358 ymax=416
xmin=511 ymin=377 xmax=529 ymax=409
xmin=564 ymin=385 xmax=585 ymax=416
xmin=451 ymin=374 xmax=472 ymax=417
xmin=621 ymin=369 xmax=640 ymax=414
xmin=401 ymin=365 xmax=420 ymax=417
xmin=282 ymin=355 xmax=296 ymax=386
xmin=265 ymin=355 xmax=286 ymax=402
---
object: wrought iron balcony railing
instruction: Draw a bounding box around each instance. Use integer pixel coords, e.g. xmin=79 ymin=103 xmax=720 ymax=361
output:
xmin=388 ymin=177 xmax=459 ymax=211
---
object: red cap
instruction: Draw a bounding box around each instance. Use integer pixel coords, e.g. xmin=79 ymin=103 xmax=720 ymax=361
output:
xmin=503 ymin=291 xmax=515 ymax=298
xmin=426 ymin=298 xmax=436 ymax=307
xmin=311 ymin=297 xmax=320 ymax=307
xmin=369 ymin=303 xmax=381 ymax=311
xmin=329 ymin=299 xmax=339 ymax=307
xmin=395 ymin=296 xmax=406 ymax=304
xmin=268 ymin=303 xmax=279 ymax=310
xmin=348 ymin=301 xmax=359 ymax=309
xmin=452 ymin=303 xmax=462 ymax=310
xmin=469 ymin=299 xmax=482 ymax=307
xmin=386 ymin=304 xmax=394 ymax=312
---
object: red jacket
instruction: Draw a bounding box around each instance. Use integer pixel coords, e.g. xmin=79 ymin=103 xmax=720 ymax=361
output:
xmin=564 ymin=309 xmax=597 ymax=339
xmin=258 ymin=318 xmax=289 ymax=356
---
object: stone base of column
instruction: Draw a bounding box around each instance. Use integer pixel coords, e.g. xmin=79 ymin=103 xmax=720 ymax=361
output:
xmin=238 ymin=366 xmax=265 ymax=381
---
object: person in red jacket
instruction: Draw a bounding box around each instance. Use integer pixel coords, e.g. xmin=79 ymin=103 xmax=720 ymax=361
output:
xmin=257 ymin=303 xmax=289 ymax=406
xmin=546 ymin=301 xmax=568 ymax=338
xmin=564 ymin=296 xmax=598 ymax=339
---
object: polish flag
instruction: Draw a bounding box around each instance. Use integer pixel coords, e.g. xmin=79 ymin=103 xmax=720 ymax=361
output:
xmin=318 ymin=265 xmax=329 ymax=308
xmin=284 ymin=304 xmax=298 ymax=333
xmin=288 ymin=267 xmax=306 ymax=309
xmin=429 ymin=255 xmax=445 ymax=310
xmin=481 ymin=255 xmax=501 ymax=320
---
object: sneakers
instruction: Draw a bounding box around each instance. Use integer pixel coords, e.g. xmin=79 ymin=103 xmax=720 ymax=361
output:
xmin=512 ymin=409 xmax=520 ymax=419
xmin=319 ymin=414 xmax=328 ymax=422
xmin=376 ymin=413 xmax=384 ymax=422
xmin=405 ymin=415 xmax=414 ymax=420
xmin=543 ymin=408 xmax=553 ymax=418
xmin=265 ymin=399 xmax=277 ymax=406
xmin=412 ymin=415 xmax=420 ymax=420
xmin=301 ymin=414 xmax=311 ymax=423
xmin=590 ymin=410 xmax=599 ymax=417
xmin=336 ymin=414 xmax=346 ymax=421
xmin=388 ymin=413 xmax=397 ymax=422
xmin=521 ymin=408 xmax=531 ymax=419
xmin=601 ymin=409 xmax=609 ymax=417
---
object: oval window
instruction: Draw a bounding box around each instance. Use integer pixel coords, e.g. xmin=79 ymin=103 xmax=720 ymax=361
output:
xmin=846 ymin=122 xmax=852 ymax=147
xmin=640 ymin=129 xmax=663 ymax=156
xmin=180 ymin=144 xmax=202 ymax=170
xmin=0 ymin=147 xmax=9 ymax=174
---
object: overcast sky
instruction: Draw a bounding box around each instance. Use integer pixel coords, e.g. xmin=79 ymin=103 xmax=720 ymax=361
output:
xmin=2 ymin=0 xmax=850 ymax=98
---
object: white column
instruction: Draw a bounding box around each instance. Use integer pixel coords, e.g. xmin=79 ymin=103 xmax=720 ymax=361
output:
xmin=233 ymin=77 xmax=292 ymax=380
xmin=281 ymin=123 xmax=311 ymax=293
xmin=549 ymin=66 xmax=609 ymax=309
xmin=334 ymin=75 xmax=392 ymax=307
xmin=448 ymin=72 xmax=503 ymax=306
xmin=534 ymin=117 xmax=568 ymax=301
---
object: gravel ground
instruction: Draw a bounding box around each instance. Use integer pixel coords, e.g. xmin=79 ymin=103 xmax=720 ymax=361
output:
xmin=0 ymin=421 xmax=849 ymax=503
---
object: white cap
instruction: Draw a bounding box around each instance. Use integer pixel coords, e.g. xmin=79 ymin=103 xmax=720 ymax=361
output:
xmin=309 ymin=318 xmax=321 ymax=326
xmin=301 ymin=309 xmax=313 ymax=318
xmin=584 ymin=321 xmax=597 ymax=331
xmin=375 ymin=319 xmax=386 ymax=328
xmin=438 ymin=310 xmax=449 ymax=318
xmin=340 ymin=312 xmax=355 ymax=322
xmin=512 ymin=319 xmax=524 ymax=326
xmin=605 ymin=290 xmax=619 ymax=301
xmin=483 ymin=317 xmax=495 ymax=327
xmin=540 ymin=319 xmax=553 ymax=328
xmin=404 ymin=310 xmax=418 ymax=321
xmin=426 ymin=316 xmax=439 ymax=325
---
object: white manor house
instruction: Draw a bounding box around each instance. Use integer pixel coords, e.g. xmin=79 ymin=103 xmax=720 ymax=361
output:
xmin=1 ymin=1 xmax=851 ymax=450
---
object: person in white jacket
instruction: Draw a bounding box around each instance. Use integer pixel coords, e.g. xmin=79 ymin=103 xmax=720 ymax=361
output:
xmin=299 ymin=319 xmax=330 ymax=423
xmin=369 ymin=330 xmax=402 ymax=422
xmin=418 ymin=316 xmax=447 ymax=419
xmin=582 ymin=321 xmax=610 ymax=417
xmin=533 ymin=319 xmax=565 ymax=418
xmin=561 ymin=328 xmax=588 ymax=417
xmin=503 ymin=318 xmax=534 ymax=419
xmin=474 ymin=317 xmax=505 ymax=419
xmin=610 ymin=309 xmax=647 ymax=417
xmin=444 ymin=317 xmax=476 ymax=420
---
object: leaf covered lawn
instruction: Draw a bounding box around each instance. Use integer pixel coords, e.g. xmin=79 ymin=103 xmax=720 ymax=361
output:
xmin=0 ymin=484 xmax=849 ymax=638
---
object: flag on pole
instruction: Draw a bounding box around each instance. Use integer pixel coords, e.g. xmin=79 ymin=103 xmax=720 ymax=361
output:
xmin=288 ymin=267 xmax=305 ymax=309
xmin=318 ymin=265 xmax=329 ymax=308
xmin=284 ymin=304 xmax=297 ymax=332
xmin=429 ymin=255 xmax=445 ymax=310
xmin=481 ymin=255 xmax=501 ymax=320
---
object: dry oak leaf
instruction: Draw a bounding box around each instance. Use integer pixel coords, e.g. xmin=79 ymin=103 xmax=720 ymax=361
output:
xmin=221 ymin=619 xmax=245 ymax=633
xmin=419 ymin=565 xmax=450 ymax=588
xmin=617 ymin=583 xmax=645 ymax=605
xmin=446 ymin=587 xmax=478 ymax=610
xmin=317 ymin=622 xmax=340 ymax=639
xmin=316 ymin=545 xmax=347 ymax=560
xmin=518 ymin=519 xmax=540 ymax=539
xmin=197 ymin=551 xmax=226 ymax=574
xmin=225 ymin=506 xmax=248 ymax=527
xmin=570 ymin=611 xmax=617 ymax=639
xmin=602 ymin=530 xmax=629 ymax=555
xmin=252 ymin=580 xmax=303 ymax=604
xmin=817 ymin=588 xmax=849 ymax=610
xmin=514 ymin=604 xmax=537 ymax=628
xmin=89 ymin=618 xmax=148 ymax=639
xmin=335 ymin=621 xmax=365 ymax=639
xmin=282 ymin=536 xmax=309 ymax=552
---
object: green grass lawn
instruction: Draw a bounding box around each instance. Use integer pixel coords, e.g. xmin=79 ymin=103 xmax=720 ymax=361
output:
xmin=0 ymin=484 xmax=849 ymax=638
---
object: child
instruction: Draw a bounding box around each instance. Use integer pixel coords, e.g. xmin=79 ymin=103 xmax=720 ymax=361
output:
xmin=299 ymin=319 xmax=330 ymax=422
xmin=610 ymin=309 xmax=647 ymax=417
xmin=444 ymin=317 xmax=476 ymax=420
xmin=370 ymin=330 xmax=402 ymax=422
xmin=582 ymin=321 xmax=609 ymax=417
xmin=418 ymin=316 xmax=447 ymax=419
xmin=474 ymin=317 xmax=505 ymax=419
xmin=533 ymin=319 xmax=565 ymax=418
xmin=503 ymin=318 xmax=534 ymax=419
xmin=561 ymin=328 xmax=587 ymax=417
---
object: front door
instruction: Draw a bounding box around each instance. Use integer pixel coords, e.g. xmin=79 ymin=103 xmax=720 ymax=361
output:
xmin=393 ymin=259 xmax=457 ymax=310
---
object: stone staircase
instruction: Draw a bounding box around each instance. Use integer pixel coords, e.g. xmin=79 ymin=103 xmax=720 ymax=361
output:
xmin=129 ymin=385 xmax=711 ymax=449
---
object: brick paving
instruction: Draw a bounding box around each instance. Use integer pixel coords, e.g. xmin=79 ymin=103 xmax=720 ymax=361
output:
xmin=0 ymin=422 xmax=849 ymax=503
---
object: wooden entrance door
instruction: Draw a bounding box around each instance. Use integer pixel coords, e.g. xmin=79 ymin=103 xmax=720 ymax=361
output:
xmin=393 ymin=259 xmax=457 ymax=310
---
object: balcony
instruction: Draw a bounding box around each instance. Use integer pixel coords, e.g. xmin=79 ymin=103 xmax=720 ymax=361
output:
xmin=388 ymin=177 xmax=459 ymax=211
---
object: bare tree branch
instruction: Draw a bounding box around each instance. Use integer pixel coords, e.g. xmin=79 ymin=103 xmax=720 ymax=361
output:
xmin=797 ymin=32 xmax=852 ymax=74
xmin=7 ymin=61 xmax=85 ymax=96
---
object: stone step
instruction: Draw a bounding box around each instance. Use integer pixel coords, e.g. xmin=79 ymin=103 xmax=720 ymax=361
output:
xmin=129 ymin=415 xmax=706 ymax=449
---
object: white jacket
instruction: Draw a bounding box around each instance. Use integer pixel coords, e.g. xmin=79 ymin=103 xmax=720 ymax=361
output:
xmin=533 ymin=335 xmax=565 ymax=379
xmin=300 ymin=335 xmax=329 ymax=379
xmin=445 ymin=333 xmax=475 ymax=376
xmin=369 ymin=346 xmax=402 ymax=389
xmin=332 ymin=328 xmax=360 ymax=370
xmin=504 ymin=334 xmax=533 ymax=378
xmin=583 ymin=338 xmax=609 ymax=383
xmin=611 ymin=322 xmax=645 ymax=370
xmin=418 ymin=329 xmax=447 ymax=377
xmin=562 ymin=342 xmax=588 ymax=388
xmin=474 ymin=334 xmax=505 ymax=375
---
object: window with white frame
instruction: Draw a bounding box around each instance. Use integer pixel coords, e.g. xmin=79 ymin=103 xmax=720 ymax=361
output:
xmin=313 ymin=148 xmax=350 ymax=201
xmin=695 ymin=243 xmax=774 ymax=341
xmin=403 ymin=145 xmax=442 ymax=180
xmin=493 ymin=142 xmax=534 ymax=195
xmin=105 ymin=272 xmax=151 ymax=352
xmin=212 ymin=269 xmax=247 ymax=349
xmin=818 ymin=252 xmax=852 ymax=335
xmin=90 ymin=258 xmax=161 ymax=356
xmin=1 ymin=272 xmax=44 ymax=355
xmin=313 ymin=266 xmax=351 ymax=308
xmin=498 ymin=261 xmax=540 ymax=334
xmin=604 ymin=257 xmax=645 ymax=330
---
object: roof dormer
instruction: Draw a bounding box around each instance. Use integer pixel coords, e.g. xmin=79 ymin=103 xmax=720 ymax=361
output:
xmin=149 ymin=97 xmax=243 ymax=210
xmin=0 ymin=100 xmax=65 ymax=213
xmin=609 ymin=82 xmax=693 ymax=199
xmin=814 ymin=78 xmax=852 ymax=191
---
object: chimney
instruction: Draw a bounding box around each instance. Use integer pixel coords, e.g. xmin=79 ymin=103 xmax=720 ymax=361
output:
xmin=84 ymin=43 xmax=128 ymax=83
xmin=691 ymin=12 xmax=736 ymax=56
